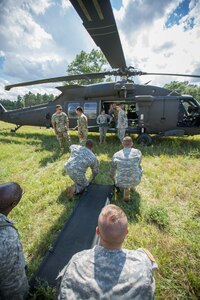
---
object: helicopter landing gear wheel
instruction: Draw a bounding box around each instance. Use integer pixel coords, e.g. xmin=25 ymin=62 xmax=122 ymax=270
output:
xmin=137 ymin=133 xmax=152 ymax=146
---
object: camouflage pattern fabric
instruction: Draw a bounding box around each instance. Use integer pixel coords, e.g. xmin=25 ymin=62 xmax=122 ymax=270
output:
xmin=51 ymin=112 xmax=71 ymax=147
xmin=117 ymin=109 xmax=128 ymax=129
xmin=109 ymin=108 xmax=118 ymax=127
xmin=117 ymin=109 xmax=128 ymax=142
xmin=64 ymin=145 xmax=99 ymax=194
xmin=96 ymin=114 xmax=111 ymax=143
xmin=57 ymin=245 xmax=156 ymax=300
xmin=77 ymin=114 xmax=88 ymax=146
xmin=110 ymin=147 xmax=142 ymax=189
xmin=0 ymin=213 xmax=29 ymax=300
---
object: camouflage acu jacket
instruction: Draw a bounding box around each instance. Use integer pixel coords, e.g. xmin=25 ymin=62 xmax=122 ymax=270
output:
xmin=110 ymin=147 xmax=143 ymax=188
xmin=77 ymin=114 xmax=88 ymax=133
xmin=0 ymin=213 xmax=29 ymax=300
xmin=117 ymin=109 xmax=128 ymax=129
xmin=57 ymin=245 xmax=156 ymax=300
xmin=64 ymin=145 xmax=99 ymax=178
xmin=51 ymin=112 xmax=69 ymax=132
xmin=96 ymin=114 xmax=111 ymax=127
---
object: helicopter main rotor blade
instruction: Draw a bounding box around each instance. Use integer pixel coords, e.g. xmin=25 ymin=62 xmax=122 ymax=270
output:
xmin=5 ymin=72 xmax=108 ymax=91
xmin=139 ymin=71 xmax=200 ymax=78
xmin=69 ymin=0 xmax=126 ymax=69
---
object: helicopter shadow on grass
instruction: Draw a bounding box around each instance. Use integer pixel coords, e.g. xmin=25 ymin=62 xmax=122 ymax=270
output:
xmin=0 ymin=131 xmax=56 ymax=150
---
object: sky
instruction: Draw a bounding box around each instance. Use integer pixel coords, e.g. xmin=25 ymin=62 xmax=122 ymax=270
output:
xmin=0 ymin=0 xmax=199 ymax=101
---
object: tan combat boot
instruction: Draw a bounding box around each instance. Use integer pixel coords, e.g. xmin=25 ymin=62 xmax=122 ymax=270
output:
xmin=123 ymin=188 xmax=130 ymax=202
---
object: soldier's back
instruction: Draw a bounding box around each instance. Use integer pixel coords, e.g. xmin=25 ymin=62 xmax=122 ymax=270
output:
xmin=58 ymin=245 xmax=155 ymax=300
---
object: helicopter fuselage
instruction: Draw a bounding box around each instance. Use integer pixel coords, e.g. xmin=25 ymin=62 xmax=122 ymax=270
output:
xmin=1 ymin=82 xmax=200 ymax=142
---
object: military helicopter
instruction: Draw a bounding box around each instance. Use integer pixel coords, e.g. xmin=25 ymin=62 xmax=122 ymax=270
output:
xmin=1 ymin=0 xmax=200 ymax=145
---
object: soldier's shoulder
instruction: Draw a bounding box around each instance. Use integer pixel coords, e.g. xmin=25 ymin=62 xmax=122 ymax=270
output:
xmin=113 ymin=149 xmax=123 ymax=157
xmin=0 ymin=225 xmax=19 ymax=253
xmin=51 ymin=112 xmax=56 ymax=118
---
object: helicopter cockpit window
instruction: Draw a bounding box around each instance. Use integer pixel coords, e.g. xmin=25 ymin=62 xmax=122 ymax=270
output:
xmin=68 ymin=103 xmax=80 ymax=118
xmin=178 ymin=98 xmax=200 ymax=127
xmin=84 ymin=102 xmax=97 ymax=119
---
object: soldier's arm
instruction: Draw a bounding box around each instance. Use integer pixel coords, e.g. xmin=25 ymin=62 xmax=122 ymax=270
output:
xmin=90 ymin=158 xmax=99 ymax=180
xmin=64 ymin=114 xmax=70 ymax=130
xmin=96 ymin=115 xmax=100 ymax=124
xmin=51 ymin=116 xmax=57 ymax=133
xmin=0 ymin=232 xmax=29 ymax=299
xmin=109 ymin=157 xmax=116 ymax=181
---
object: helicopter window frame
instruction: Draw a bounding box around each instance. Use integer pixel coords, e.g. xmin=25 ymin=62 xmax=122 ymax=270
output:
xmin=84 ymin=102 xmax=97 ymax=119
xmin=68 ymin=102 xmax=80 ymax=119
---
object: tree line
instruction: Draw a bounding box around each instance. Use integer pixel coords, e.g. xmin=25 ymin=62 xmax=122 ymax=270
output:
xmin=1 ymin=92 xmax=55 ymax=110
xmin=164 ymin=81 xmax=200 ymax=102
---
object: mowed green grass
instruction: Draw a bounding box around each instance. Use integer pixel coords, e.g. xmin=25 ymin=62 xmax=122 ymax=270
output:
xmin=0 ymin=121 xmax=200 ymax=300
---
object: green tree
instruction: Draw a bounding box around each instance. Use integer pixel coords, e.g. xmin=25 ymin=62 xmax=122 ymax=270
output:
xmin=164 ymin=81 xmax=200 ymax=102
xmin=66 ymin=49 xmax=109 ymax=85
xmin=0 ymin=93 xmax=55 ymax=110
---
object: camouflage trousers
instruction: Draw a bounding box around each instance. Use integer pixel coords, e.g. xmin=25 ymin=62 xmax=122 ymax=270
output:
xmin=66 ymin=169 xmax=89 ymax=194
xmin=78 ymin=130 xmax=88 ymax=146
xmin=117 ymin=128 xmax=126 ymax=142
xmin=115 ymin=177 xmax=141 ymax=191
xmin=56 ymin=130 xmax=71 ymax=148
xmin=99 ymin=126 xmax=108 ymax=142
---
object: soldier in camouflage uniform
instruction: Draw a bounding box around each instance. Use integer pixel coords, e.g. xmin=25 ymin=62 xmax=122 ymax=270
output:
xmin=64 ymin=140 xmax=99 ymax=199
xmin=110 ymin=136 xmax=143 ymax=201
xmin=108 ymin=103 xmax=118 ymax=128
xmin=0 ymin=182 xmax=29 ymax=300
xmin=73 ymin=106 xmax=88 ymax=146
xmin=57 ymin=204 xmax=157 ymax=299
xmin=96 ymin=109 xmax=111 ymax=144
xmin=51 ymin=105 xmax=71 ymax=150
xmin=116 ymin=104 xmax=128 ymax=142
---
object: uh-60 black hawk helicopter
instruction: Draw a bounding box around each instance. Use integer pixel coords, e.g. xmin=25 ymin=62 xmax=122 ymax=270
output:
xmin=1 ymin=0 xmax=200 ymax=145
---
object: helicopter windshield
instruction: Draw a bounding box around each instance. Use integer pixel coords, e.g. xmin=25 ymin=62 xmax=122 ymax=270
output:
xmin=178 ymin=96 xmax=200 ymax=127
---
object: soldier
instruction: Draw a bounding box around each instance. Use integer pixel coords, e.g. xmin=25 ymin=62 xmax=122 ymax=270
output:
xmin=108 ymin=103 xmax=118 ymax=128
xmin=73 ymin=106 xmax=88 ymax=146
xmin=57 ymin=204 xmax=157 ymax=299
xmin=64 ymin=139 xmax=99 ymax=199
xmin=110 ymin=136 xmax=143 ymax=201
xmin=51 ymin=105 xmax=71 ymax=151
xmin=0 ymin=182 xmax=29 ymax=300
xmin=116 ymin=104 xmax=128 ymax=142
xmin=96 ymin=109 xmax=111 ymax=144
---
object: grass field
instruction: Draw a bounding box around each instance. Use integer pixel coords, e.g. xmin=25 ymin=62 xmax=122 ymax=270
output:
xmin=0 ymin=121 xmax=200 ymax=299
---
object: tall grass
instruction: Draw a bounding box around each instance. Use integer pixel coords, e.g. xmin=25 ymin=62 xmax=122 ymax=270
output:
xmin=0 ymin=122 xmax=200 ymax=299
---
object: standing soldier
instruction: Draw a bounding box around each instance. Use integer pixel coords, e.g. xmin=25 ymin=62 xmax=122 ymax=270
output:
xmin=116 ymin=104 xmax=128 ymax=142
xmin=110 ymin=136 xmax=143 ymax=201
xmin=64 ymin=140 xmax=99 ymax=199
xmin=96 ymin=109 xmax=111 ymax=144
xmin=73 ymin=106 xmax=88 ymax=146
xmin=108 ymin=103 xmax=118 ymax=128
xmin=51 ymin=105 xmax=71 ymax=151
